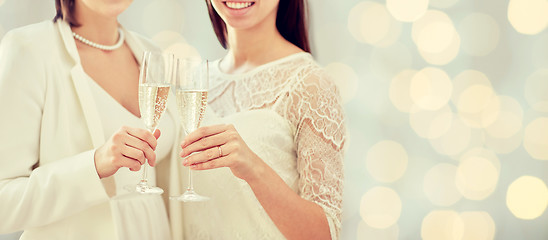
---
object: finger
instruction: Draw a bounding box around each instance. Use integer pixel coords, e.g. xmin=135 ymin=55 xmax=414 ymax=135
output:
xmin=183 ymin=146 xmax=221 ymax=166
xmin=190 ymin=156 xmax=230 ymax=170
xmin=184 ymin=143 xmax=233 ymax=166
xmin=153 ymin=129 xmax=161 ymax=139
xmin=121 ymin=145 xmax=147 ymax=165
xmin=118 ymin=155 xmax=143 ymax=171
xmin=182 ymin=124 xmax=228 ymax=148
xmin=124 ymin=135 xmax=157 ymax=166
xmin=181 ymin=131 xmax=230 ymax=158
xmin=125 ymin=126 xmax=158 ymax=150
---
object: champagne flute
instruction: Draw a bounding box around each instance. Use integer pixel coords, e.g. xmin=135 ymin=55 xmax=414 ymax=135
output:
xmin=132 ymin=51 xmax=173 ymax=194
xmin=170 ymin=58 xmax=210 ymax=202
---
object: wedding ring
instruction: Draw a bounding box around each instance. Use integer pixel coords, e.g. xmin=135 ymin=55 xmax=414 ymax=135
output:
xmin=218 ymin=146 xmax=223 ymax=158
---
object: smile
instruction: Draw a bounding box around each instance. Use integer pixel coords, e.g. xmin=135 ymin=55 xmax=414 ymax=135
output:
xmin=224 ymin=1 xmax=255 ymax=10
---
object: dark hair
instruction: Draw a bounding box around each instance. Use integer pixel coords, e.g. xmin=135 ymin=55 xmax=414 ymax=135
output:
xmin=53 ymin=0 xmax=80 ymax=26
xmin=205 ymin=0 xmax=310 ymax=53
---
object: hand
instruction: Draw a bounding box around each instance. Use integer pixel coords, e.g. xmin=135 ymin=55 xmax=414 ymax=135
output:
xmin=181 ymin=124 xmax=264 ymax=182
xmin=94 ymin=126 xmax=161 ymax=179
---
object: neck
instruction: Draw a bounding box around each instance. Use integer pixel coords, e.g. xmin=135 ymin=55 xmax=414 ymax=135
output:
xmin=72 ymin=2 xmax=120 ymax=45
xmin=221 ymin=15 xmax=301 ymax=74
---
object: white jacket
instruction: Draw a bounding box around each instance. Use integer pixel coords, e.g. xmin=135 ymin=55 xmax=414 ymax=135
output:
xmin=0 ymin=20 xmax=185 ymax=239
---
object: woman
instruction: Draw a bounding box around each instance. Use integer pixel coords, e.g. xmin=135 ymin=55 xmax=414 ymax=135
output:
xmin=178 ymin=0 xmax=346 ymax=239
xmin=0 ymin=0 xmax=180 ymax=239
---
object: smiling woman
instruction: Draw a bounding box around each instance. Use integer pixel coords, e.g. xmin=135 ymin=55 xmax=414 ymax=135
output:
xmin=176 ymin=0 xmax=345 ymax=240
xmin=0 ymin=0 xmax=176 ymax=239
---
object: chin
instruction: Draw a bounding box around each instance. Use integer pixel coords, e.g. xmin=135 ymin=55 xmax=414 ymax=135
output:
xmin=99 ymin=0 xmax=132 ymax=16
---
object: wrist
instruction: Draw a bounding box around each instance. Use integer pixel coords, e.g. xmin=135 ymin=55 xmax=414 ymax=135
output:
xmin=244 ymin=157 xmax=269 ymax=185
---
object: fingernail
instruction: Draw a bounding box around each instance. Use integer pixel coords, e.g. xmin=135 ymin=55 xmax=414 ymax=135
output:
xmin=183 ymin=159 xmax=188 ymax=166
xmin=181 ymin=141 xmax=185 ymax=147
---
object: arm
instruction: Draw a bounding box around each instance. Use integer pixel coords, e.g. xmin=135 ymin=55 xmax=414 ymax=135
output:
xmin=0 ymin=30 xmax=159 ymax=233
xmin=181 ymin=69 xmax=346 ymax=239
xmin=0 ymin=31 xmax=106 ymax=233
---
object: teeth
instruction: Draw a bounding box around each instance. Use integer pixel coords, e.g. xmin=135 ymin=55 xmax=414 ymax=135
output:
xmin=226 ymin=2 xmax=252 ymax=10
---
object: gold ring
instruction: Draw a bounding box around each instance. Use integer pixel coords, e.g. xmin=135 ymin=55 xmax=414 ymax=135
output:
xmin=218 ymin=146 xmax=223 ymax=158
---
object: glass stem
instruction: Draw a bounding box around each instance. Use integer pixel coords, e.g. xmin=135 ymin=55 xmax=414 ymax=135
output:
xmin=141 ymin=128 xmax=155 ymax=184
xmin=141 ymin=162 xmax=149 ymax=183
xmin=187 ymin=167 xmax=194 ymax=191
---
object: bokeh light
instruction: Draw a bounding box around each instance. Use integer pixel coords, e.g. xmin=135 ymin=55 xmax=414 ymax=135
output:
xmin=457 ymin=85 xmax=496 ymax=114
xmin=421 ymin=210 xmax=464 ymax=240
xmin=357 ymin=221 xmax=399 ymax=240
xmin=460 ymin=211 xmax=496 ymax=240
xmin=524 ymin=69 xmax=548 ymax=112
xmin=459 ymin=13 xmax=500 ymax=56
xmin=409 ymin=67 xmax=452 ymax=111
xmin=417 ymin=21 xmax=455 ymax=54
xmin=523 ymin=117 xmax=548 ymax=160
xmin=456 ymin=85 xmax=500 ymax=128
xmin=506 ymin=176 xmax=548 ymax=219
xmin=325 ymin=62 xmax=359 ymax=104
xmin=507 ymin=0 xmax=548 ymax=35
xmin=485 ymin=96 xmax=523 ymax=139
xmin=360 ymin=187 xmax=402 ymax=229
xmin=386 ymin=0 xmax=428 ymax=22
xmin=410 ymin=105 xmax=453 ymax=139
xmin=456 ymin=155 xmax=499 ymax=200
xmin=429 ymin=117 xmax=471 ymax=156
xmin=366 ymin=141 xmax=408 ymax=183
xmin=423 ymin=163 xmax=462 ymax=206
xmin=418 ymin=33 xmax=461 ymax=65
xmin=389 ymin=69 xmax=418 ymax=113
xmin=451 ymin=70 xmax=492 ymax=105
xmin=460 ymin=148 xmax=501 ymax=171
xmin=412 ymin=10 xmax=453 ymax=43
xmin=348 ymin=1 xmax=402 ymax=47
xmin=412 ymin=10 xmax=461 ymax=65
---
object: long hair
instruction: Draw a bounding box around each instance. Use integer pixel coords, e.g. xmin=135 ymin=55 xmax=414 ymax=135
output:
xmin=53 ymin=0 xmax=80 ymax=26
xmin=205 ymin=0 xmax=311 ymax=53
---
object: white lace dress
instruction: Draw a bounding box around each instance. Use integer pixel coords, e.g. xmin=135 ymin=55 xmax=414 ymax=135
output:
xmin=180 ymin=52 xmax=346 ymax=240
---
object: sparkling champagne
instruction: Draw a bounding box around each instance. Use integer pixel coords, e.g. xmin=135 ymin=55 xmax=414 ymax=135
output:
xmin=176 ymin=89 xmax=208 ymax=134
xmin=139 ymin=83 xmax=170 ymax=131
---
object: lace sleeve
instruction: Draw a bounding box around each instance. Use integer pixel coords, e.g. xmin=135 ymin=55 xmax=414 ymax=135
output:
xmin=289 ymin=67 xmax=346 ymax=240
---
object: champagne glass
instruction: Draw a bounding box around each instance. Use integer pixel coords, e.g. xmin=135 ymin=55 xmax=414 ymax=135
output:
xmin=131 ymin=51 xmax=173 ymax=194
xmin=170 ymin=57 xmax=210 ymax=202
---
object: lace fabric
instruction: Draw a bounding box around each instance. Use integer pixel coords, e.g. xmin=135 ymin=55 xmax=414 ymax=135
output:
xmin=192 ymin=52 xmax=346 ymax=239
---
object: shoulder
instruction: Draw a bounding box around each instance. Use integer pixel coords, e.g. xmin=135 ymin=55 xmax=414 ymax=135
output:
xmin=1 ymin=20 xmax=57 ymax=50
xmin=0 ymin=20 xmax=58 ymax=65
xmin=289 ymin=53 xmax=340 ymax=96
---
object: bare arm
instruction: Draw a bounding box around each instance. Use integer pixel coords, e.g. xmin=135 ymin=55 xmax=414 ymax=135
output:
xmin=181 ymin=68 xmax=346 ymax=239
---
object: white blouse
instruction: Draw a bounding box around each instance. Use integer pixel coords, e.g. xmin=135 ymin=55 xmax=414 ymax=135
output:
xmin=87 ymin=73 xmax=176 ymax=240
xmin=181 ymin=52 xmax=346 ymax=239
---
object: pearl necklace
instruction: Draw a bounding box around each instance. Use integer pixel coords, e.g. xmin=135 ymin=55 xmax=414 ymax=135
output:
xmin=72 ymin=28 xmax=125 ymax=51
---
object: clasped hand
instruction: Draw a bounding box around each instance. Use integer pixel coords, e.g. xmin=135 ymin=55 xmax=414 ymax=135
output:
xmin=180 ymin=124 xmax=264 ymax=182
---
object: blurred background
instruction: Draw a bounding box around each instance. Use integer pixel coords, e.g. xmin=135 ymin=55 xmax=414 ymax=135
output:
xmin=2 ymin=0 xmax=548 ymax=239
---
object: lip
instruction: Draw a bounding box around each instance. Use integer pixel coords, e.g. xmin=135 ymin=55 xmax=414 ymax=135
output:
xmin=222 ymin=1 xmax=256 ymax=16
